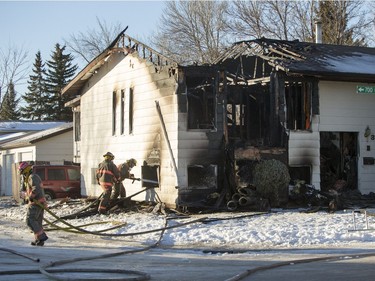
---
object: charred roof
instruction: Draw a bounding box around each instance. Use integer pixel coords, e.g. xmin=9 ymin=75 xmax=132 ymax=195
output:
xmin=62 ymin=28 xmax=179 ymax=98
xmin=216 ymin=38 xmax=375 ymax=83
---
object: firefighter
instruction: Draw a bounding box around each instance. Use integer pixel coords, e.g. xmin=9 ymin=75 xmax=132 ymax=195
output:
xmin=96 ymin=152 xmax=120 ymax=214
xmin=18 ymin=162 xmax=48 ymax=246
xmin=111 ymin=158 xmax=137 ymax=200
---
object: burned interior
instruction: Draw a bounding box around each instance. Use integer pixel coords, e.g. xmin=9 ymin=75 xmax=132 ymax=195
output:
xmin=186 ymin=75 xmax=216 ymax=130
xmin=177 ymin=38 xmax=372 ymax=211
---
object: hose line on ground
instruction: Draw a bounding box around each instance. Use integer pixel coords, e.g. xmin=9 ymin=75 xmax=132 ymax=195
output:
xmin=0 ymin=187 xmax=270 ymax=280
xmin=38 ymin=198 xmax=208 ymax=237
xmin=38 ymin=213 xmax=170 ymax=281
xmin=0 ymin=247 xmax=40 ymax=262
xmin=225 ymin=252 xmax=375 ymax=281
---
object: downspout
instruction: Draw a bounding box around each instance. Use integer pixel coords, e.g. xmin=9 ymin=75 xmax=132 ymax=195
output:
xmin=155 ymin=100 xmax=179 ymax=179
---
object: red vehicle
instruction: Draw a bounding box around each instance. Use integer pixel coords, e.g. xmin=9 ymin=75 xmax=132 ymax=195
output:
xmin=31 ymin=165 xmax=81 ymax=201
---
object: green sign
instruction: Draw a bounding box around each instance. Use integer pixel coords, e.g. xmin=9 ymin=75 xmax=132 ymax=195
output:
xmin=356 ymin=85 xmax=375 ymax=94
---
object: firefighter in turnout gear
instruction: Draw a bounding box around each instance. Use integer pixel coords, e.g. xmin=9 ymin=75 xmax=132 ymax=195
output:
xmin=18 ymin=162 xmax=48 ymax=246
xmin=96 ymin=152 xmax=120 ymax=214
xmin=111 ymin=158 xmax=137 ymax=200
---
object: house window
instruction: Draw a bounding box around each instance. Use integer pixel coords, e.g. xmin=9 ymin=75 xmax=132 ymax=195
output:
xmin=128 ymin=88 xmax=134 ymax=134
xmin=74 ymin=110 xmax=81 ymax=141
xmin=112 ymin=91 xmax=117 ymax=135
xmin=118 ymin=88 xmax=134 ymax=135
xmin=285 ymin=81 xmax=312 ymax=130
xmin=120 ymin=89 xmax=125 ymax=135
xmin=187 ymin=76 xmax=216 ymax=130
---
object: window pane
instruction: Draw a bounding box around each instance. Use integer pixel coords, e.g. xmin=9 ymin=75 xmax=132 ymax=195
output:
xmin=47 ymin=169 xmax=65 ymax=181
xmin=67 ymin=168 xmax=80 ymax=181
xmin=34 ymin=168 xmax=45 ymax=181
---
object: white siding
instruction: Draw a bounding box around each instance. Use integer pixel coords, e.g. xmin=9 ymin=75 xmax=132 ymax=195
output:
xmin=35 ymin=131 xmax=73 ymax=164
xmin=79 ymin=52 xmax=179 ymax=206
xmin=319 ymin=81 xmax=375 ymax=194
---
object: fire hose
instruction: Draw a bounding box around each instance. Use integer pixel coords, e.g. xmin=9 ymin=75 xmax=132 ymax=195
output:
xmin=0 ymin=186 xmax=207 ymax=280
xmin=0 ymin=186 xmax=270 ymax=280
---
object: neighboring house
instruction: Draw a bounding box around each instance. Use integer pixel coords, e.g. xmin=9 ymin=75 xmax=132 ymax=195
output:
xmin=62 ymin=30 xmax=375 ymax=209
xmin=0 ymin=121 xmax=65 ymax=145
xmin=0 ymin=122 xmax=74 ymax=196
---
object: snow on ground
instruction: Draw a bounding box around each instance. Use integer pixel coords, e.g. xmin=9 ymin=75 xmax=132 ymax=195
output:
xmin=1 ymin=196 xmax=375 ymax=250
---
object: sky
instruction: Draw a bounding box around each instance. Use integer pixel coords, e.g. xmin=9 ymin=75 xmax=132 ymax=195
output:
xmin=0 ymin=0 xmax=166 ymax=95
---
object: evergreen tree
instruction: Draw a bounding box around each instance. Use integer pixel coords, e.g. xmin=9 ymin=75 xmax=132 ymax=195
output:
xmin=20 ymin=51 xmax=49 ymax=120
xmin=0 ymin=81 xmax=20 ymax=120
xmin=45 ymin=43 xmax=78 ymax=121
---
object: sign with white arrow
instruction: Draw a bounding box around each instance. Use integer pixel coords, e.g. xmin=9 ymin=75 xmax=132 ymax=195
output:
xmin=356 ymin=85 xmax=375 ymax=94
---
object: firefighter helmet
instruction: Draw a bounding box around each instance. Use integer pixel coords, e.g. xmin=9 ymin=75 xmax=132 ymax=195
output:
xmin=18 ymin=162 xmax=32 ymax=174
xmin=103 ymin=152 xmax=115 ymax=159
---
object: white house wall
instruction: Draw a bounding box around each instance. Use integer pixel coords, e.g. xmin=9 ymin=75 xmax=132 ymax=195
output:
xmin=319 ymin=81 xmax=375 ymax=194
xmin=34 ymin=131 xmax=73 ymax=164
xmin=79 ymin=52 xmax=179 ymax=206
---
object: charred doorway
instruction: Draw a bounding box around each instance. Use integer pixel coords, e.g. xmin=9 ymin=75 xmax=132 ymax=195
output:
xmin=320 ymin=132 xmax=358 ymax=192
xmin=226 ymin=86 xmax=270 ymax=145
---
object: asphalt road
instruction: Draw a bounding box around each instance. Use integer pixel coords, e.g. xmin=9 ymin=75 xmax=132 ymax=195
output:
xmin=1 ymin=238 xmax=375 ymax=281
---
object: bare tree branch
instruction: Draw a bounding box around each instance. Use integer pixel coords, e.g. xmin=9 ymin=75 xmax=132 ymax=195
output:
xmin=64 ymin=17 xmax=123 ymax=65
xmin=0 ymin=42 xmax=29 ymax=100
xmin=152 ymin=0 xmax=231 ymax=65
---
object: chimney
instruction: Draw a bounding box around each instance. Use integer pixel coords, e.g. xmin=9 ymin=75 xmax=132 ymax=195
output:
xmin=315 ymin=19 xmax=322 ymax=44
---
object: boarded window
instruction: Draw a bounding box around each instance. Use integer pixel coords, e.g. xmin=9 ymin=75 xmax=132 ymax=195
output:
xmin=285 ymin=81 xmax=312 ymax=130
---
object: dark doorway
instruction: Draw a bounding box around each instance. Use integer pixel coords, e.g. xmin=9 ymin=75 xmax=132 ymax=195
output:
xmin=320 ymin=132 xmax=358 ymax=192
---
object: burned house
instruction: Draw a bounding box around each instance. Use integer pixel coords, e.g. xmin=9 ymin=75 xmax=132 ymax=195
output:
xmin=216 ymin=38 xmax=375 ymax=203
xmin=62 ymin=29 xmax=375 ymax=210
xmin=62 ymin=30 xmax=226 ymax=208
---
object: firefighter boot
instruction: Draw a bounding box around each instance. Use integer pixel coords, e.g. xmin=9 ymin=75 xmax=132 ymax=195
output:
xmin=31 ymin=240 xmax=44 ymax=246
xmin=31 ymin=232 xmax=48 ymax=246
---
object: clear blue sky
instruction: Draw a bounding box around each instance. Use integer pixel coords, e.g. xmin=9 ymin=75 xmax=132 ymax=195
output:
xmin=0 ymin=0 xmax=166 ymax=96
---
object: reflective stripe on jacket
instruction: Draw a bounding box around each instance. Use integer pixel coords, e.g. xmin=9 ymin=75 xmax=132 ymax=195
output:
xmin=96 ymin=160 xmax=120 ymax=187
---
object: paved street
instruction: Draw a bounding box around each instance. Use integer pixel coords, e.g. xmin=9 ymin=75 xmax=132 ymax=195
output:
xmin=1 ymin=235 xmax=375 ymax=281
